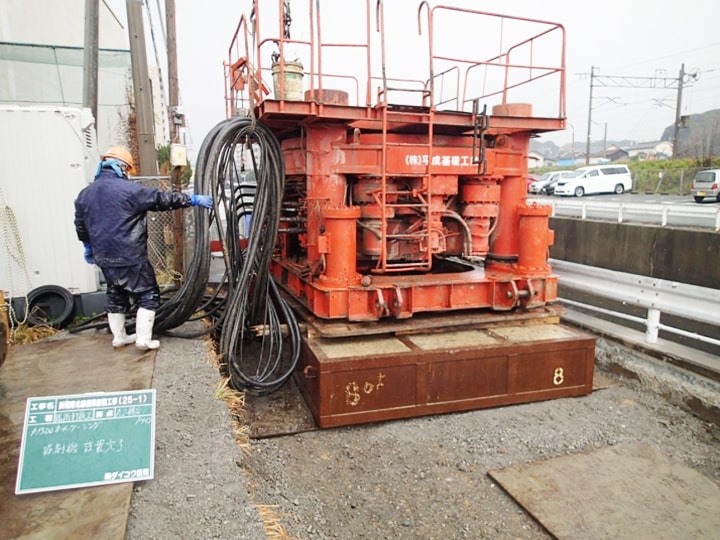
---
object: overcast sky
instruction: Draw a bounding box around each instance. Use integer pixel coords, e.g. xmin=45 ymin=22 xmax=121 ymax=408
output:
xmin=158 ymin=0 xmax=720 ymax=158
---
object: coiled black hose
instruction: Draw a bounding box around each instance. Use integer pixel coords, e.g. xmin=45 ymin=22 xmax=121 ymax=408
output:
xmin=189 ymin=116 xmax=301 ymax=395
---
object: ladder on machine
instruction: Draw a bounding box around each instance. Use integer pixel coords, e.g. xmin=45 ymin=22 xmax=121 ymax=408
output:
xmin=375 ymin=101 xmax=436 ymax=273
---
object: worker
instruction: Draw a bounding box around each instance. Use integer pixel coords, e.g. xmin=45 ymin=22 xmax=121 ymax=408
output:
xmin=74 ymin=146 xmax=213 ymax=350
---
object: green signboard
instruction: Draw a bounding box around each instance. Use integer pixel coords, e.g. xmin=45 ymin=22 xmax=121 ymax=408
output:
xmin=15 ymin=389 xmax=156 ymax=494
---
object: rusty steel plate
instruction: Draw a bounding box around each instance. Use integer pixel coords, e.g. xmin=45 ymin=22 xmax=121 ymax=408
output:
xmin=0 ymin=334 xmax=155 ymax=539
xmin=488 ymin=441 xmax=720 ymax=539
xmin=295 ymin=323 xmax=595 ymax=428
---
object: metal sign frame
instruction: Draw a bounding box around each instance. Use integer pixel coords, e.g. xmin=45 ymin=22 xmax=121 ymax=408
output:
xmin=15 ymin=389 xmax=156 ymax=495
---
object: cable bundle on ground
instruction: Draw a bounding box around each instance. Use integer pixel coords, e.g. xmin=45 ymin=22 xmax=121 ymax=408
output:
xmin=191 ymin=116 xmax=301 ymax=395
xmin=152 ymin=118 xmax=228 ymax=333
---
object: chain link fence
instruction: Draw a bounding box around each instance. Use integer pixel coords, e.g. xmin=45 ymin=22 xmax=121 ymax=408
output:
xmin=630 ymin=167 xmax=701 ymax=195
xmin=138 ymin=177 xmax=193 ymax=290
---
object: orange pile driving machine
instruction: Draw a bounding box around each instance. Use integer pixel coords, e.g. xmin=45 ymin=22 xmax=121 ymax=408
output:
xmin=224 ymin=0 xmax=595 ymax=427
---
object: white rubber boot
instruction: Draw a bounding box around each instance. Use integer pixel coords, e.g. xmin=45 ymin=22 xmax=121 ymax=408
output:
xmin=107 ymin=313 xmax=136 ymax=348
xmin=135 ymin=307 xmax=160 ymax=350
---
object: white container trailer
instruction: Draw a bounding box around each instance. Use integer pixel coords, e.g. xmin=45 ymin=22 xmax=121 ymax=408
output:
xmin=0 ymin=106 xmax=101 ymax=301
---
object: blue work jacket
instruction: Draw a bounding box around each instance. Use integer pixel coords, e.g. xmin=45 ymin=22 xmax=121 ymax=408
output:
xmin=74 ymin=168 xmax=192 ymax=267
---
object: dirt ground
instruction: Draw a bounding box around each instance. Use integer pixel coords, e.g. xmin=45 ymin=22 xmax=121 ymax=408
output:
xmin=124 ymin=325 xmax=720 ymax=539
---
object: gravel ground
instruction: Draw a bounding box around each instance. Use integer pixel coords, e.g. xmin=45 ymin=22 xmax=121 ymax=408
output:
xmin=125 ymin=325 xmax=720 ymax=539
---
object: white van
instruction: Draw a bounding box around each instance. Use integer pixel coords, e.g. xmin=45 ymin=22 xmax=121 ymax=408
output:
xmin=553 ymin=165 xmax=633 ymax=197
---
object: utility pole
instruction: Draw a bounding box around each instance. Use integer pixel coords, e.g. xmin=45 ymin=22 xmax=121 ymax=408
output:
xmin=166 ymin=0 xmax=181 ymax=144
xmin=82 ymin=0 xmax=99 ymax=124
xmin=126 ymin=0 xmax=157 ymax=176
xmin=585 ymin=66 xmax=595 ymax=165
xmin=672 ymin=63 xmax=685 ymax=158
xmin=166 ymin=0 xmax=185 ymax=277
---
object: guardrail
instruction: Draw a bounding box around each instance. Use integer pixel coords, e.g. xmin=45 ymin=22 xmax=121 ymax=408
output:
xmin=551 ymin=259 xmax=720 ymax=347
xmin=533 ymin=199 xmax=720 ymax=231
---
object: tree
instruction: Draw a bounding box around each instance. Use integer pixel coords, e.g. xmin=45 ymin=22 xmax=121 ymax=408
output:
xmin=156 ymin=144 xmax=193 ymax=187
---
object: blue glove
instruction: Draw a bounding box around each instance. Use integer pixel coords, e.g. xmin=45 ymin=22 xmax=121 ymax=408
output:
xmin=190 ymin=194 xmax=213 ymax=209
xmin=83 ymin=242 xmax=96 ymax=265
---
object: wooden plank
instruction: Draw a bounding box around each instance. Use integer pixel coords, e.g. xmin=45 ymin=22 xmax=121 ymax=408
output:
xmin=0 ymin=291 xmax=8 ymax=330
xmin=292 ymin=296 xmax=563 ymax=339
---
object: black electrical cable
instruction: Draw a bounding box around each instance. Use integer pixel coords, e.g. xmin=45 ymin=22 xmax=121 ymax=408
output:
xmin=188 ymin=116 xmax=300 ymax=395
xmin=151 ymin=118 xmax=229 ymax=332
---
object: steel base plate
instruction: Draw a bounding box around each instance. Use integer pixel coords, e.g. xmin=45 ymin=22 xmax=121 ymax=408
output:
xmin=295 ymin=322 xmax=595 ymax=428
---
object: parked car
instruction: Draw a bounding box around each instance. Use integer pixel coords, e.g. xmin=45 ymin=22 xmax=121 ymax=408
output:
xmin=528 ymin=170 xmax=574 ymax=195
xmin=543 ymin=175 xmax=563 ymax=195
xmin=526 ymin=173 xmax=539 ymax=192
xmin=691 ymin=169 xmax=720 ymax=203
xmin=553 ymin=165 xmax=633 ymax=197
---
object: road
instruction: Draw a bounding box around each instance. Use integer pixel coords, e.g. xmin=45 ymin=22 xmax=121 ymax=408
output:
xmin=530 ymin=193 xmax=720 ymax=229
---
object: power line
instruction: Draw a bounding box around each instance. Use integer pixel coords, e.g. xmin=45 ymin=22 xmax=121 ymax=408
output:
xmin=614 ymin=42 xmax=720 ymax=71
xmin=584 ymin=65 xmax=698 ymax=162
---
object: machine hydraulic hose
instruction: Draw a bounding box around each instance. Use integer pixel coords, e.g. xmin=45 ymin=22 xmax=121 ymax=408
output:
xmin=204 ymin=116 xmax=301 ymax=395
xmin=188 ymin=116 xmax=301 ymax=395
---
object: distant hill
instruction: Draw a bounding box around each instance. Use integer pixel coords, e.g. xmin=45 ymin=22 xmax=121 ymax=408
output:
xmin=661 ymin=109 xmax=720 ymax=158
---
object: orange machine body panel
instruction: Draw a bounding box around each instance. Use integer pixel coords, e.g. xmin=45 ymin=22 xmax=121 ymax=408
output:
xmin=226 ymin=1 xmax=567 ymax=321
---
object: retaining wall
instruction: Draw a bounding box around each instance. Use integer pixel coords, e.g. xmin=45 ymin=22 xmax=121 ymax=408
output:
xmin=549 ymin=218 xmax=720 ymax=289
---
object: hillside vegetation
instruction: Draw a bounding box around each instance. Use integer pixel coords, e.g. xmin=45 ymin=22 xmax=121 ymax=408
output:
xmin=534 ymin=157 xmax=720 ymax=195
